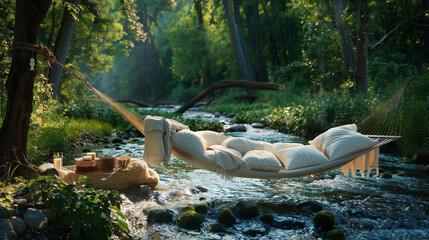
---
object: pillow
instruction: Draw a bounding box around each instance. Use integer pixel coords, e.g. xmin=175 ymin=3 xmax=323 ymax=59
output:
xmin=195 ymin=131 xmax=231 ymax=149
xmin=243 ymin=150 xmax=283 ymax=172
xmin=271 ymin=142 xmax=304 ymax=151
xmin=276 ymin=145 xmax=330 ymax=170
xmin=221 ymin=137 xmax=265 ymax=155
xmin=322 ymin=131 xmax=377 ymax=160
xmin=309 ymin=124 xmax=357 ymax=151
xmin=171 ymin=129 xmax=206 ymax=157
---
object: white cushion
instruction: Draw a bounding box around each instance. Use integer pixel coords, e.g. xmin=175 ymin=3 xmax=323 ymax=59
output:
xmin=243 ymin=150 xmax=283 ymax=172
xmin=276 ymin=145 xmax=330 ymax=170
xmin=309 ymin=124 xmax=357 ymax=151
xmin=322 ymin=131 xmax=377 ymax=160
xmin=271 ymin=142 xmax=304 ymax=151
xmin=221 ymin=137 xmax=265 ymax=155
xmin=171 ymin=129 xmax=206 ymax=157
xmin=195 ymin=131 xmax=231 ymax=149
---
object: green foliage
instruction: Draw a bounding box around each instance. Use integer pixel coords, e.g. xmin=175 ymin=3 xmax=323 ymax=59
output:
xmin=21 ymin=175 xmax=129 ymax=239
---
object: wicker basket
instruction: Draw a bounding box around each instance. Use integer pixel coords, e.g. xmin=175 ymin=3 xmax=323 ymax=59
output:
xmin=75 ymin=158 xmax=96 ymax=173
xmin=96 ymin=157 xmax=116 ymax=172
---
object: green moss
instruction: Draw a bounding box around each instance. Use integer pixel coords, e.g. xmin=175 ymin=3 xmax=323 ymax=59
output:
xmin=313 ymin=210 xmax=335 ymax=231
xmin=325 ymin=229 xmax=346 ymax=240
xmin=260 ymin=213 xmax=274 ymax=224
xmin=380 ymin=172 xmax=393 ymax=178
xmin=180 ymin=205 xmax=195 ymax=213
xmin=236 ymin=201 xmax=260 ymax=218
xmin=396 ymin=171 xmax=406 ymax=177
xmin=217 ymin=208 xmax=236 ymax=225
xmin=209 ymin=223 xmax=222 ymax=232
xmin=176 ymin=210 xmax=204 ymax=230
xmin=194 ymin=203 xmax=209 ymax=214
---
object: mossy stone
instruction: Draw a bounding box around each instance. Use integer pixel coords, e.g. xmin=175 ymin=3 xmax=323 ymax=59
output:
xmin=209 ymin=223 xmax=222 ymax=232
xmin=298 ymin=201 xmax=324 ymax=214
xmin=396 ymin=171 xmax=406 ymax=177
xmin=236 ymin=201 xmax=260 ymax=218
xmin=260 ymin=213 xmax=274 ymax=224
xmin=313 ymin=210 xmax=335 ymax=231
xmin=146 ymin=208 xmax=174 ymax=224
xmin=112 ymin=138 xmax=123 ymax=144
xmin=176 ymin=210 xmax=204 ymax=230
xmin=325 ymin=229 xmax=346 ymax=240
xmin=380 ymin=172 xmax=392 ymax=178
xmin=424 ymin=165 xmax=429 ymax=173
xmin=180 ymin=205 xmax=195 ymax=213
xmin=217 ymin=208 xmax=236 ymax=225
xmin=195 ymin=203 xmax=209 ymax=214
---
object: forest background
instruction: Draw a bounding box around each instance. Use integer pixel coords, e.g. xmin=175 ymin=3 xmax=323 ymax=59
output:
xmin=0 ymin=0 xmax=428 ymax=166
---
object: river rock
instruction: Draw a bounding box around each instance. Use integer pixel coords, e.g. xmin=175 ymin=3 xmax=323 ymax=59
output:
xmin=260 ymin=213 xmax=274 ymax=224
xmin=217 ymin=208 xmax=236 ymax=225
xmin=195 ymin=186 xmax=208 ymax=192
xmin=251 ymin=123 xmax=265 ymax=128
xmin=214 ymin=112 xmax=221 ymax=118
xmin=145 ymin=208 xmax=175 ymax=224
xmin=225 ymin=113 xmax=236 ymax=118
xmin=424 ymin=165 xmax=429 ymax=173
xmin=10 ymin=217 xmax=25 ymax=235
xmin=176 ymin=210 xmax=204 ymax=230
xmin=0 ymin=218 xmax=16 ymax=240
xmin=119 ymin=185 xmax=151 ymax=202
xmin=194 ymin=203 xmax=209 ymax=214
xmin=226 ymin=125 xmax=247 ymax=132
xmin=235 ymin=201 xmax=260 ymax=218
xmin=112 ymin=138 xmax=123 ymax=144
xmin=380 ymin=172 xmax=393 ymax=178
xmin=0 ymin=205 xmax=11 ymax=219
xmin=325 ymin=229 xmax=346 ymax=240
xmin=24 ymin=208 xmax=48 ymax=232
xmin=298 ymin=201 xmax=323 ymax=214
xmin=272 ymin=218 xmax=306 ymax=230
xmin=313 ymin=210 xmax=335 ymax=231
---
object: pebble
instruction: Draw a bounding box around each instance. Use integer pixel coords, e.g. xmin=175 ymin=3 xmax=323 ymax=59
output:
xmin=24 ymin=208 xmax=48 ymax=232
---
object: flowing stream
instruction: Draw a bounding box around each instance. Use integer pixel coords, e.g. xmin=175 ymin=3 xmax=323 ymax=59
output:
xmin=67 ymin=111 xmax=429 ymax=240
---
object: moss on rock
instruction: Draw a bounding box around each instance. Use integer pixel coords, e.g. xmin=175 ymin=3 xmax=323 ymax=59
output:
xmin=217 ymin=208 xmax=236 ymax=225
xmin=380 ymin=172 xmax=393 ymax=178
xmin=176 ymin=210 xmax=204 ymax=230
xmin=396 ymin=171 xmax=406 ymax=177
xmin=424 ymin=165 xmax=429 ymax=173
xmin=236 ymin=201 xmax=260 ymax=218
xmin=209 ymin=223 xmax=222 ymax=232
xmin=325 ymin=229 xmax=346 ymax=239
xmin=260 ymin=213 xmax=274 ymax=224
xmin=313 ymin=210 xmax=335 ymax=231
xmin=195 ymin=203 xmax=209 ymax=214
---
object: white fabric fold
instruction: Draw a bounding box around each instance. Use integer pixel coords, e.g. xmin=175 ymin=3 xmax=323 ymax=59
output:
xmin=341 ymin=148 xmax=379 ymax=178
xmin=208 ymin=145 xmax=250 ymax=179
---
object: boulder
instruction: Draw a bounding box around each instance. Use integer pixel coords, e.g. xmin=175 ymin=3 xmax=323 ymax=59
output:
xmin=217 ymin=208 xmax=236 ymax=225
xmin=298 ymin=201 xmax=323 ymax=214
xmin=10 ymin=217 xmax=26 ymax=235
xmin=325 ymin=229 xmax=346 ymax=240
xmin=0 ymin=218 xmax=16 ymax=240
xmin=194 ymin=203 xmax=209 ymax=214
xmin=313 ymin=210 xmax=335 ymax=231
xmin=176 ymin=210 xmax=204 ymax=230
xmin=145 ymin=208 xmax=175 ymax=224
xmin=235 ymin=201 xmax=260 ymax=218
xmin=226 ymin=125 xmax=247 ymax=132
xmin=119 ymin=185 xmax=151 ymax=202
xmin=24 ymin=208 xmax=48 ymax=232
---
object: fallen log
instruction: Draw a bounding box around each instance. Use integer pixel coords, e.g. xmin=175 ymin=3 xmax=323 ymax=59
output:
xmin=176 ymin=79 xmax=285 ymax=114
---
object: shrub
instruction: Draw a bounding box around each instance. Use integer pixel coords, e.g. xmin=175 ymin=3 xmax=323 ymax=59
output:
xmin=20 ymin=175 xmax=129 ymax=240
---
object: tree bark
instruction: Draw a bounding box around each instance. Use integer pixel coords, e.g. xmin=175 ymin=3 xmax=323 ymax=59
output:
xmin=176 ymin=80 xmax=285 ymax=114
xmin=333 ymin=0 xmax=356 ymax=79
xmin=0 ymin=0 xmax=52 ymax=176
xmin=355 ymin=0 xmax=369 ymax=93
xmin=223 ymin=0 xmax=256 ymax=83
xmin=48 ymin=0 xmax=80 ymax=99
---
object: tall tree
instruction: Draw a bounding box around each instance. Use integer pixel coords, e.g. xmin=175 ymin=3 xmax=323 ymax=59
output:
xmin=0 ymin=0 xmax=52 ymax=176
xmin=354 ymin=0 xmax=369 ymax=93
xmin=48 ymin=0 xmax=81 ymax=99
xmin=332 ymin=0 xmax=356 ymax=79
xmin=223 ymin=0 xmax=256 ymax=83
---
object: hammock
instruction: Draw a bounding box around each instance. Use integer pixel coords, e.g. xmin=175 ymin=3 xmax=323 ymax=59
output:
xmin=13 ymin=42 xmax=426 ymax=179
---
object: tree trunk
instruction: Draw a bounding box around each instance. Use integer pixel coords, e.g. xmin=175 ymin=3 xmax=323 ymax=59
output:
xmin=244 ymin=1 xmax=268 ymax=82
xmin=0 ymin=0 xmax=52 ymax=176
xmin=48 ymin=0 xmax=80 ymax=99
xmin=140 ymin=7 xmax=163 ymax=101
xmin=333 ymin=0 xmax=356 ymax=79
xmin=355 ymin=0 xmax=369 ymax=93
xmin=223 ymin=0 xmax=255 ymax=83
